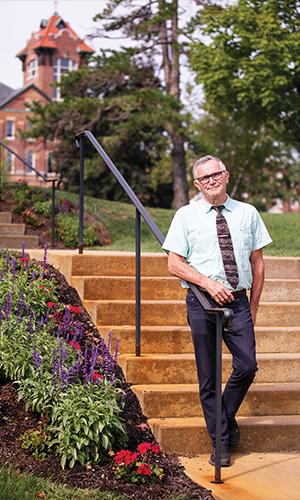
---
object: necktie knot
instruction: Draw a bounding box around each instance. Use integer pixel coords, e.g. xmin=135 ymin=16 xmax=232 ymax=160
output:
xmin=212 ymin=205 xmax=224 ymax=214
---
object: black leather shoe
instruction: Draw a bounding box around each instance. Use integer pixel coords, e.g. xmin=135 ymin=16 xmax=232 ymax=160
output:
xmin=228 ymin=417 xmax=240 ymax=447
xmin=209 ymin=444 xmax=231 ymax=467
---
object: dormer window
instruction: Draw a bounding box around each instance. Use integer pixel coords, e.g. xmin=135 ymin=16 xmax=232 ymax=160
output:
xmin=56 ymin=19 xmax=66 ymax=29
xmin=27 ymin=59 xmax=38 ymax=79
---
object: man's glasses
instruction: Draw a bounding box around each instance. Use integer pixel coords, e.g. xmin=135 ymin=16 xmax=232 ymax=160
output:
xmin=195 ymin=170 xmax=225 ymax=185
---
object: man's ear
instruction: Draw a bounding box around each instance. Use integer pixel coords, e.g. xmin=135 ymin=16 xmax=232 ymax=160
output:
xmin=226 ymin=171 xmax=230 ymax=183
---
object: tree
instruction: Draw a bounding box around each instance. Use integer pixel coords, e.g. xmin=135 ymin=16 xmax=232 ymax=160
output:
xmin=93 ymin=0 xmax=192 ymax=208
xmin=189 ymin=0 xmax=300 ymax=149
xmin=188 ymin=112 xmax=300 ymax=209
xmin=27 ymin=51 xmax=175 ymax=205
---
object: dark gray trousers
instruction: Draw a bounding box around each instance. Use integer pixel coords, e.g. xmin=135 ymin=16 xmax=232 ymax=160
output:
xmin=186 ymin=289 xmax=257 ymax=446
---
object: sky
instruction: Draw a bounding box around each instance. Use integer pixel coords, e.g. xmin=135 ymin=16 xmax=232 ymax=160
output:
xmin=0 ymin=0 xmax=112 ymax=89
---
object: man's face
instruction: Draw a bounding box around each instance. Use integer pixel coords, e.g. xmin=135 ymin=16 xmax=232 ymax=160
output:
xmin=193 ymin=159 xmax=229 ymax=203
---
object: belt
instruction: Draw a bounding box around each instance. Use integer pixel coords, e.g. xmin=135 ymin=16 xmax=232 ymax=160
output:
xmin=188 ymin=288 xmax=247 ymax=299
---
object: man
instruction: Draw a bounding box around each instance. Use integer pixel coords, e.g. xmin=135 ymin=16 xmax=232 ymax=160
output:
xmin=162 ymin=156 xmax=272 ymax=466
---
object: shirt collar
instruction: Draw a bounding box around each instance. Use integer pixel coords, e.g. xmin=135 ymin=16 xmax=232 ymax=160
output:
xmin=198 ymin=195 xmax=233 ymax=214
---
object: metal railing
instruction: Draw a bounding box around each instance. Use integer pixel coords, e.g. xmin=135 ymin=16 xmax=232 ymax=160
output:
xmin=76 ymin=130 xmax=233 ymax=483
xmin=0 ymin=141 xmax=59 ymax=249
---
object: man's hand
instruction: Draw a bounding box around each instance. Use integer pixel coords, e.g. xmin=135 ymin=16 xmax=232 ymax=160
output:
xmin=205 ymin=278 xmax=235 ymax=305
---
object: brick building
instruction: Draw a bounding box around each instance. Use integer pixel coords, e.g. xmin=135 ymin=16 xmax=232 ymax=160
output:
xmin=0 ymin=12 xmax=93 ymax=185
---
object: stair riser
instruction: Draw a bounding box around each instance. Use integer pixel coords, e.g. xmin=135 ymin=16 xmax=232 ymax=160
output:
xmin=120 ymin=357 xmax=300 ymax=385
xmin=0 ymin=213 xmax=12 ymax=223
xmin=71 ymin=255 xmax=300 ymax=278
xmin=90 ymin=301 xmax=300 ymax=327
xmin=133 ymin=388 xmax=300 ymax=418
xmin=0 ymin=224 xmax=25 ymax=235
xmin=73 ymin=276 xmax=300 ymax=302
xmin=150 ymin=421 xmax=300 ymax=455
xmin=101 ymin=328 xmax=300 ymax=354
xmin=0 ymin=235 xmax=39 ymax=249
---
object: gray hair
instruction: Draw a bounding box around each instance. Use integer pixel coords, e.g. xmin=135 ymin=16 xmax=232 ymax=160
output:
xmin=193 ymin=155 xmax=227 ymax=179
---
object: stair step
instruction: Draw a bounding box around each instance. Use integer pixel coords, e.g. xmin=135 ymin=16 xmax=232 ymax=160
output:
xmin=0 ymin=212 xmax=12 ymax=223
xmin=148 ymin=415 xmax=300 ymax=454
xmin=71 ymin=254 xmax=300 ymax=279
xmin=119 ymin=353 xmax=300 ymax=384
xmin=0 ymin=223 xmax=25 ymax=235
xmin=99 ymin=325 xmax=300 ymax=354
xmin=0 ymin=235 xmax=39 ymax=249
xmin=72 ymin=275 xmax=300 ymax=302
xmin=85 ymin=300 xmax=300 ymax=327
xmin=132 ymin=382 xmax=300 ymax=418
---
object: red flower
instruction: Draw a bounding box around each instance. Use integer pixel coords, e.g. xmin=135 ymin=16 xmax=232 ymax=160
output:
xmin=114 ymin=449 xmax=136 ymax=466
xmin=47 ymin=302 xmax=56 ymax=308
xmin=69 ymin=329 xmax=75 ymax=336
xmin=38 ymin=285 xmax=45 ymax=289
xmin=68 ymin=341 xmax=81 ymax=351
xmin=20 ymin=257 xmax=29 ymax=263
xmin=136 ymin=463 xmax=152 ymax=475
xmin=137 ymin=442 xmax=152 ymax=454
xmin=68 ymin=305 xmax=82 ymax=315
xmin=92 ymin=371 xmax=103 ymax=381
xmin=151 ymin=444 xmax=161 ymax=454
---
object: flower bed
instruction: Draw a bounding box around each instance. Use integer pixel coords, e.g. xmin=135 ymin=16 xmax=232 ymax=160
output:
xmin=0 ymin=247 xmax=214 ymax=499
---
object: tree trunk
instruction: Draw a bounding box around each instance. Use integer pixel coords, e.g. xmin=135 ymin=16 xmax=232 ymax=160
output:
xmin=159 ymin=0 xmax=189 ymax=208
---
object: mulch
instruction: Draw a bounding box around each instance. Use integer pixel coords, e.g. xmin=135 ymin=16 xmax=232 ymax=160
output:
xmin=0 ymin=262 xmax=214 ymax=499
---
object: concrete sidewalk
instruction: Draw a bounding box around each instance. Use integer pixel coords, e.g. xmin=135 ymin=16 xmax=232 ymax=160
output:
xmin=180 ymin=452 xmax=300 ymax=500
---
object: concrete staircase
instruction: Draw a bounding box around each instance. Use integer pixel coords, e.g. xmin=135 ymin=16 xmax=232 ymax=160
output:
xmin=0 ymin=211 xmax=38 ymax=248
xmin=37 ymin=251 xmax=300 ymax=456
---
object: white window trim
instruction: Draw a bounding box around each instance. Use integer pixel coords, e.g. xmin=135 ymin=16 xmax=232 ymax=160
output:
xmin=6 ymin=151 xmax=15 ymax=173
xmin=6 ymin=120 xmax=15 ymax=139
xmin=27 ymin=59 xmax=38 ymax=80
xmin=53 ymin=58 xmax=77 ymax=101
xmin=26 ymin=151 xmax=35 ymax=175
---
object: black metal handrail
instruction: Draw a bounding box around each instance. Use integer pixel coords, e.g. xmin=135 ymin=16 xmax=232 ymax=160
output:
xmin=0 ymin=141 xmax=59 ymax=249
xmin=76 ymin=129 xmax=233 ymax=483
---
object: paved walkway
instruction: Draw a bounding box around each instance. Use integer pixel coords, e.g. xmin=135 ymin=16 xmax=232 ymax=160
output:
xmin=180 ymin=452 xmax=300 ymax=500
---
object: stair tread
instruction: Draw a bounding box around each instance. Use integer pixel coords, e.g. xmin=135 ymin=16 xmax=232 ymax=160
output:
xmin=86 ymin=299 xmax=300 ymax=305
xmin=132 ymin=382 xmax=300 ymax=392
xmin=98 ymin=324 xmax=300 ymax=332
xmin=149 ymin=415 xmax=300 ymax=426
xmin=120 ymin=352 xmax=300 ymax=360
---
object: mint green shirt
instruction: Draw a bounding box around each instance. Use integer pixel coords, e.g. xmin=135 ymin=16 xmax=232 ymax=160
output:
xmin=162 ymin=196 xmax=272 ymax=290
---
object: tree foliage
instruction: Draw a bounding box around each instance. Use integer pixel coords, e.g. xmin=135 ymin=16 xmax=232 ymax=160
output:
xmin=188 ymin=0 xmax=300 ymax=208
xmin=93 ymin=0 xmax=192 ymax=208
xmin=27 ymin=51 xmax=176 ymax=206
xmin=190 ymin=0 xmax=300 ymax=147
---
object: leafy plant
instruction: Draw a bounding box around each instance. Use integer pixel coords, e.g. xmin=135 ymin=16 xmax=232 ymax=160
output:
xmin=19 ymin=426 xmax=52 ymax=460
xmin=48 ymin=382 xmax=128 ymax=469
xmin=33 ymin=200 xmax=52 ymax=217
xmin=56 ymin=213 xmax=100 ymax=247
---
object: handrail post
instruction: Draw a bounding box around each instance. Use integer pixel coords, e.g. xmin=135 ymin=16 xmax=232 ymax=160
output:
xmin=213 ymin=312 xmax=224 ymax=484
xmin=79 ymin=135 xmax=84 ymax=254
xmin=135 ymin=209 xmax=141 ymax=356
xmin=51 ymin=180 xmax=56 ymax=249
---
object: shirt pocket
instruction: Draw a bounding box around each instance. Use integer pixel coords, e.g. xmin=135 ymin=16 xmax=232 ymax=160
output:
xmin=233 ymin=226 xmax=253 ymax=259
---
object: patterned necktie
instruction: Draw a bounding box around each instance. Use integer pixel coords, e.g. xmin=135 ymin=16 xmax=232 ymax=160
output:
xmin=212 ymin=205 xmax=239 ymax=289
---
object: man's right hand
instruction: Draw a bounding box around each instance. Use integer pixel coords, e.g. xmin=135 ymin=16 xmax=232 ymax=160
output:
xmin=204 ymin=278 xmax=235 ymax=305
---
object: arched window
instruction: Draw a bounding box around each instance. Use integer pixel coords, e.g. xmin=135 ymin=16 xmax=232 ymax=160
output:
xmin=53 ymin=58 xmax=77 ymax=100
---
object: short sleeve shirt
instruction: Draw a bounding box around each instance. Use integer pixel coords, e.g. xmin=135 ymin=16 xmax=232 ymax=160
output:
xmin=162 ymin=196 xmax=272 ymax=290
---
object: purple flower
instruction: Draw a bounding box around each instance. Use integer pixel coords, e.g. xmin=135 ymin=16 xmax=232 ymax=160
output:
xmin=21 ymin=241 xmax=25 ymax=259
xmin=33 ymin=346 xmax=41 ymax=368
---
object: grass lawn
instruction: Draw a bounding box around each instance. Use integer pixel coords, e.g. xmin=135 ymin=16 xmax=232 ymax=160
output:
xmin=58 ymin=191 xmax=300 ymax=255
xmin=0 ymin=467 xmax=124 ymax=500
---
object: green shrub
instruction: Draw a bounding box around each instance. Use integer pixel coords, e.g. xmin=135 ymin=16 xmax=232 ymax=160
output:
xmin=19 ymin=426 xmax=52 ymax=460
xmin=33 ymin=200 xmax=52 ymax=217
xmin=56 ymin=213 xmax=99 ymax=247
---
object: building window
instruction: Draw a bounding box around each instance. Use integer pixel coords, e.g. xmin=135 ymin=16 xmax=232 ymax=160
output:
xmin=27 ymin=59 xmax=38 ymax=79
xmin=53 ymin=58 xmax=77 ymax=100
xmin=6 ymin=120 xmax=14 ymax=138
xmin=5 ymin=152 xmax=14 ymax=173
xmin=26 ymin=150 xmax=34 ymax=174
